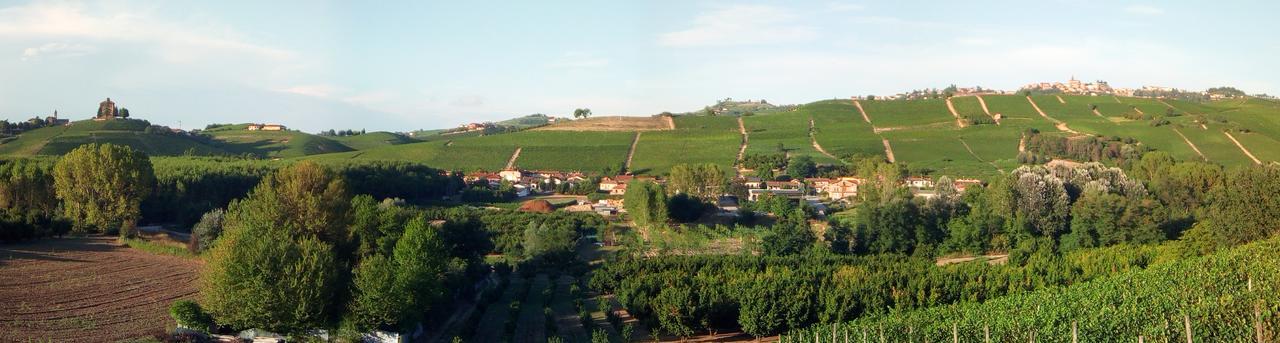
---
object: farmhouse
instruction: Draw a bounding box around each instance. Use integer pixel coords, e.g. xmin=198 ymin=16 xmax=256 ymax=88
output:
xmin=821 ymin=177 xmax=864 ymax=201
xmin=748 ymin=188 xmax=804 ymax=202
xmin=765 ymin=180 xmax=804 ymax=191
xmin=905 ymin=176 xmax=934 ymax=189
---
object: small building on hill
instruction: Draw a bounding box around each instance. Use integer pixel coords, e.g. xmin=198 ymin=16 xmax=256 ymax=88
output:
xmin=95 ymin=98 xmax=119 ymax=120
xmin=45 ymin=111 xmax=69 ymax=126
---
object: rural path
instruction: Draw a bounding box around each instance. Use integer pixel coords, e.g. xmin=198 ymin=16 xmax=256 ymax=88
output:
xmin=1172 ymin=128 xmax=1208 ymax=161
xmin=1158 ymin=99 xmax=1182 ymax=113
xmin=1018 ymin=134 xmax=1027 ymax=153
xmin=1092 ymin=108 xmax=1105 ymax=117
xmin=1133 ymin=107 xmax=1146 ymax=116
xmin=513 ymin=274 xmax=551 ymax=343
xmin=975 ymin=95 xmax=1000 ymax=125
xmin=664 ymin=115 xmax=676 ymax=130
xmin=809 ymin=119 xmax=840 ymax=160
xmin=1027 ymin=96 xmax=1080 ymax=134
xmin=624 ymin=132 xmax=641 ymax=172
xmin=959 ymin=138 xmax=1004 ymax=173
xmin=549 ymin=275 xmax=588 ymax=342
xmin=735 ymin=117 xmax=749 ymax=166
xmin=1112 ymin=95 xmax=1122 ymax=103
xmin=1055 ymin=95 xmax=1066 ymax=104
xmin=505 ymin=147 xmax=522 ymax=170
xmin=1223 ymin=131 xmax=1263 ymax=164
xmin=852 ymin=99 xmax=873 ymax=124
xmin=881 ymin=138 xmax=896 ymax=163
xmin=945 ymin=97 xmax=969 ymax=128
xmin=936 ymin=254 xmax=1009 ymax=266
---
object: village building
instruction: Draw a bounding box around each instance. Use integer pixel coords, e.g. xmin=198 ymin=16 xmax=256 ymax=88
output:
xmin=95 ymin=98 xmax=119 ymax=120
xmin=764 ymin=180 xmax=804 ymax=191
xmin=748 ymin=188 xmax=804 ymax=202
xmin=499 ymin=169 xmax=523 ymax=182
xmin=44 ymin=111 xmax=69 ymax=126
xmin=905 ymin=176 xmax=934 ymax=189
xmin=821 ymin=177 xmax=864 ymax=200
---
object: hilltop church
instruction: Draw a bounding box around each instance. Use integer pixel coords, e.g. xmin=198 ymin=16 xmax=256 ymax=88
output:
xmin=95 ymin=98 xmax=125 ymax=120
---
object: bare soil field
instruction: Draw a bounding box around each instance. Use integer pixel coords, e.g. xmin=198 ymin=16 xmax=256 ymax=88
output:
xmin=0 ymin=237 xmax=201 ymax=342
xmin=533 ymin=116 xmax=671 ymax=131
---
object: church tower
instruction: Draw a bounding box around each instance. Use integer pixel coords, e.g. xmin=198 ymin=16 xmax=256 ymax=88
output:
xmin=97 ymin=98 xmax=116 ymax=120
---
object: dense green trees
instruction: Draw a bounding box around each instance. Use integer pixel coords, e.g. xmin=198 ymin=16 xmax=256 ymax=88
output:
xmin=595 ymin=242 xmax=1175 ymax=337
xmin=201 ymin=162 xmax=455 ymax=335
xmin=785 ymin=155 xmax=817 ymax=179
xmin=623 ymin=180 xmax=668 ymax=228
xmin=52 ymin=143 xmax=154 ymax=235
xmin=665 ymin=163 xmax=728 ymax=200
xmin=0 ymin=158 xmax=69 ymax=241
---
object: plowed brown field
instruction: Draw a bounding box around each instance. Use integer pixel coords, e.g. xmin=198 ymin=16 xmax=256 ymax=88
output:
xmin=0 ymin=237 xmax=200 ymax=342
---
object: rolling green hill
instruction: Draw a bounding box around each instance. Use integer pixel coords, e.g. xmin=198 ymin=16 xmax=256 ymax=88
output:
xmin=201 ymin=124 xmax=354 ymax=158
xmin=0 ymin=119 xmax=230 ymax=157
xmin=6 ymin=95 xmax=1279 ymax=179
xmin=311 ymin=95 xmax=1280 ymax=179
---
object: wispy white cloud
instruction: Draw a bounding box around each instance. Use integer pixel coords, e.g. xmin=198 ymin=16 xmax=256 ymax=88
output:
xmin=548 ymin=52 xmax=609 ymax=69
xmin=0 ymin=2 xmax=292 ymax=63
xmin=659 ymin=5 xmax=817 ymax=47
xmin=1125 ymin=5 xmax=1164 ymax=15
xmin=21 ymin=42 xmax=95 ymax=60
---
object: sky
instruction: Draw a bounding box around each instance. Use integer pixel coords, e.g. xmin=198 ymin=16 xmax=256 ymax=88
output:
xmin=1 ymin=0 xmax=1277 ymax=133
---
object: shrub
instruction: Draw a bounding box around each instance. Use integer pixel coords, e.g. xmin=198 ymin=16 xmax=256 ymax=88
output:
xmin=168 ymin=300 xmax=213 ymax=331
xmin=189 ymin=209 xmax=225 ymax=253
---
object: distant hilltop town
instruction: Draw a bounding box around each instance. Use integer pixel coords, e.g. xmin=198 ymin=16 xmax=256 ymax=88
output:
xmin=857 ymin=77 xmax=1263 ymax=102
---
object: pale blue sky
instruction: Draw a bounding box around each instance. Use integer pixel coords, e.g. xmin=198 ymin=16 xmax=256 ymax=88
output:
xmin=1 ymin=0 xmax=1276 ymax=132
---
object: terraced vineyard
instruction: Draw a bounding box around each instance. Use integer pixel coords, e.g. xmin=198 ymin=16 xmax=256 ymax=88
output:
xmin=6 ymin=96 xmax=1277 ymax=179
xmin=629 ymin=115 xmax=740 ymax=175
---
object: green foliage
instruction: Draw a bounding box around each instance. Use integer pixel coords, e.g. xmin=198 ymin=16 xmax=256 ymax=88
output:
xmin=522 ymin=221 xmax=578 ymax=262
xmin=1193 ymin=165 xmax=1280 ymax=251
xmin=0 ymin=158 xmax=70 ymax=241
xmin=347 ymin=254 xmax=410 ymax=330
xmin=665 ymin=163 xmax=728 ymax=200
xmin=52 ymin=143 xmax=155 ymax=235
xmin=201 ymin=219 xmax=339 ymax=334
xmin=786 ymin=155 xmax=817 ymax=178
xmin=783 ymin=236 xmax=1280 ymax=342
xmin=190 ymin=209 xmax=225 ymax=253
xmin=595 ymin=242 xmax=1175 ymax=338
xmin=623 ymin=180 xmax=668 ymax=228
xmin=762 ymin=209 xmax=814 ymax=256
xmin=666 ymin=193 xmax=707 ymax=223
xmin=168 ymin=300 xmax=213 ymax=331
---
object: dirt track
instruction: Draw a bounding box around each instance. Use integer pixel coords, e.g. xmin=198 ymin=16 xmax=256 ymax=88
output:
xmin=0 ymin=237 xmax=201 ymax=342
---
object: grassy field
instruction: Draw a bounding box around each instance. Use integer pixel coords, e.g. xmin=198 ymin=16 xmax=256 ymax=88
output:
xmin=630 ymin=115 xmax=742 ymax=175
xmin=328 ymin=132 xmax=417 ymax=150
xmin=203 ymin=124 xmax=353 ymax=158
xmin=311 ymin=130 xmax=633 ymax=172
xmin=742 ymin=111 xmax=840 ymax=164
xmin=861 ymin=98 xmax=956 ymax=128
xmin=806 ymin=100 xmax=884 ymax=158
xmin=0 ymin=119 xmax=230 ymax=157
xmin=978 ymin=95 xmax=1056 ymax=131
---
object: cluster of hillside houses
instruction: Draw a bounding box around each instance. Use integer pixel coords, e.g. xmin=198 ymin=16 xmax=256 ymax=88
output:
xmin=463 ymin=168 xmax=982 ymax=215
